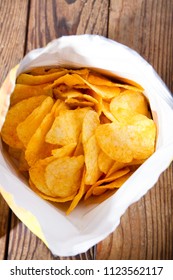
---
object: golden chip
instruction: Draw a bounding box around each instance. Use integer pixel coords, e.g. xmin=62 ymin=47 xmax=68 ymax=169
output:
xmin=51 ymin=143 xmax=76 ymax=158
xmin=46 ymin=107 xmax=90 ymax=145
xmin=85 ymin=168 xmax=130 ymax=200
xmin=29 ymin=179 xmax=75 ymax=202
xmin=84 ymin=134 xmax=102 ymax=185
xmin=25 ymin=100 xmax=60 ymax=166
xmin=95 ymin=114 xmax=156 ymax=163
xmin=110 ymin=90 xmax=150 ymax=121
xmin=17 ymin=70 xmax=68 ymax=85
xmin=1 ymin=66 xmax=157 ymax=214
xmin=10 ymin=83 xmax=53 ymax=106
xmin=98 ymin=150 xmax=114 ymax=174
xmin=45 ymin=155 xmax=84 ymax=197
xmin=93 ymin=172 xmax=132 ymax=196
xmin=29 ymin=156 xmax=55 ymax=196
xmin=17 ymin=96 xmax=54 ymax=147
xmin=1 ymin=95 xmax=48 ymax=149
xmin=66 ymin=167 xmax=86 ymax=215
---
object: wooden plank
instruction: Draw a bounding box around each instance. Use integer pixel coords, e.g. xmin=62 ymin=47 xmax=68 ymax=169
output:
xmin=26 ymin=0 xmax=109 ymax=52
xmin=0 ymin=195 xmax=10 ymax=260
xmin=0 ymin=0 xmax=29 ymax=260
xmin=0 ymin=0 xmax=29 ymax=84
xmin=96 ymin=0 xmax=173 ymax=259
xmin=7 ymin=0 xmax=109 ymax=260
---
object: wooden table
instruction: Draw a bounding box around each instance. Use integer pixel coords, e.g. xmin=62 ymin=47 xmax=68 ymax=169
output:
xmin=0 ymin=0 xmax=172 ymax=260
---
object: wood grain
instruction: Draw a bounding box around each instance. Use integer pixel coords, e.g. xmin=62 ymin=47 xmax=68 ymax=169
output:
xmin=26 ymin=0 xmax=109 ymax=53
xmin=0 ymin=195 xmax=10 ymax=260
xmin=96 ymin=0 xmax=173 ymax=259
xmin=7 ymin=0 xmax=109 ymax=260
xmin=0 ymin=0 xmax=29 ymax=260
xmin=108 ymin=0 xmax=173 ymax=91
xmin=0 ymin=0 xmax=29 ymax=84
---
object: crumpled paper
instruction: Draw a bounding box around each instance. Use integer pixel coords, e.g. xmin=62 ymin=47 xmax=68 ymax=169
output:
xmin=0 ymin=35 xmax=173 ymax=256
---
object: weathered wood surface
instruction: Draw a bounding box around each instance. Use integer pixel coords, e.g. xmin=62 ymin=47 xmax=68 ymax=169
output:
xmin=0 ymin=0 xmax=172 ymax=260
xmin=0 ymin=0 xmax=29 ymax=260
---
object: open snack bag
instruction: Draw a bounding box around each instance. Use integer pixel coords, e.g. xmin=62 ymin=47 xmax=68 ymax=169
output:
xmin=0 ymin=35 xmax=173 ymax=256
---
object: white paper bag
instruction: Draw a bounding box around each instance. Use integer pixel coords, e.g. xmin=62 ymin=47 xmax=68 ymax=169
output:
xmin=0 ymin=35 xmax=173 ymax=256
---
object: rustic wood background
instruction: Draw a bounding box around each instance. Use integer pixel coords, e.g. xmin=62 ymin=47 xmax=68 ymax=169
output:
xmin=0 ymin=0 xmax=172 ymax=260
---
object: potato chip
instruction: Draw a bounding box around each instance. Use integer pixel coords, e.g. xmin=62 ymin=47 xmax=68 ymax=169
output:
xmin=112 ymin=83 xmax=144 ymax=92
xmin=85 ymin=167 xmax=130 ymax=200
xmin=72 ymin=74 xmax=120 ymax=100
xmin=102 ymin=101 xmax=118 ymax=122
xmin=51 ymin=143 xmax=76 ymax=158
xmin=98 ymin=150 xmax=114 ymax=174
xmin=53 ymin=88 xmax=82 ymax=100
xmin=46 ymin=73 xmax=85 ymax=90
xmin=77 ymin=93 xmax=98 ymax=104
xmin=1 ymin=66 xmax=157 ymax=214
xmin=93 ymin=172 xmax=132 ymax=196
xmin=106 ymin=159 xmax=145 ymax=177
xmin=65 ymin=98 xmax=94 ymax=108
xmin=110 ymin=90 xmax=150 ymax=121
xmin=18 ymin=151 xmax=29 ymax=171
xmin=25 ymin=101 xmax=60 ymax=166
xmin=81 ymin=110 xmax=101 ymax=184
xmin=82 ymin=110 xmax=100 ymax=144
xmin=16 ymin=70 xmax=68 ymax=85
xmin=1 ymin=95 xmax=48 ymax=149
xmin=94 ymin=167 xmax=130 ymax=187
xmin=95 ymin=114 xmax=156 ymax=163
xmin=28 ymin=67 xmax=64 ymax=76
xmin=46 ymin=107 xmax=90 ymax=145
xmin=87 ymin=72 xmax=117 ymax=86
xmin=10 ymin=83 xmax=53 ymax=106
xmin=29 ymin=156 xmax=55 ymax=196
xmin=54 ymin=99 xmax=69 ymax=115
xmin=84 ymin=189 xmax=117 ymax=206
xmin=84 ymin=135 xmax=102 ymax=185
xmin=27 ymin=67 xmax=50 ymax=76
xmin=17 ymin=96 xmax=54 ymax=147
xmin=69 ymin=68 xmax=89 ymax=78
xmin=100 ymin=113 xmax=111 ymax=124
xmin=66 ymin=167 xmax=86 ymax=215
xmin=55 ymin=89 xmax=98 ymax=105
xmin=8 ymin=147 xmax=21 ymax=161
xmin=29 ymin=179 xmax=75 ymax=202
xmin=45 ymin=155 xmax=84 ymax=197
xmin=73 ymin=133 xmax=83 ymax=156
